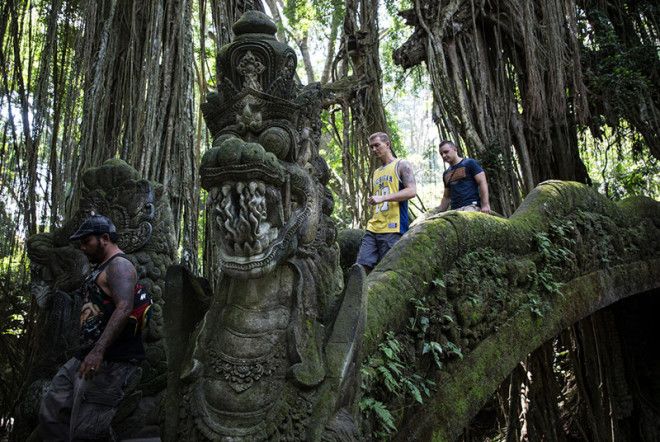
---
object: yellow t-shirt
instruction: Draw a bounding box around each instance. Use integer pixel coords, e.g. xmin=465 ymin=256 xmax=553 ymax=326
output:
xmin=366 ymin=159 xmax=409 ymax=234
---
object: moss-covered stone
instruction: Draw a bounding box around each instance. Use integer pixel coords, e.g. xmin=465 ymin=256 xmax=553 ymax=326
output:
xmin=337 ymin=228 xmax=365 ymax=276
xmin=359 ymin=181 xmax=660 ymax=440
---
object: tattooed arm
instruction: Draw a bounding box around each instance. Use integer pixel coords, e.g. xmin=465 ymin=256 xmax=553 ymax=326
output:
xmin=79 ymin=257 xmax=137 ymax=378
xmin=368 ymin=160 xmax=417 ymax=205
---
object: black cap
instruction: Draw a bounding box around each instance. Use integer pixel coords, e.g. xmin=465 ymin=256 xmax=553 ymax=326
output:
xmin=69 ymin=214 xmax=117 ymax=241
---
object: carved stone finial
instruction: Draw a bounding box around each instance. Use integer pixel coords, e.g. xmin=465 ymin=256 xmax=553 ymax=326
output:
xmin=233 ymin=9 xmax=278 ymax=36
xmin=201 ymin=11 xmax=299 ymax=139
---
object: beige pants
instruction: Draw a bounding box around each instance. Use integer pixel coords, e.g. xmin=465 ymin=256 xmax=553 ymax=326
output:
xmin=456 ymin=205 xmax=480 ymax=212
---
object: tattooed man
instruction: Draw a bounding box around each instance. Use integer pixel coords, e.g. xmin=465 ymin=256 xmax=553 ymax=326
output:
xmin=39 ymin=214 xmax=143 ymax=441
xmin=356 ymin=132 xmax=417 ymax=273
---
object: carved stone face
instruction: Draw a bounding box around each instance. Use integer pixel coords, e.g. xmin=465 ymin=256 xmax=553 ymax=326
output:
xmin=202 ymin=132 xmax=318 ymax=279
xmin=200 ymin=11 xmax=323 ymax=279
xmin=79 ymin=162 xmax=156 ymax=253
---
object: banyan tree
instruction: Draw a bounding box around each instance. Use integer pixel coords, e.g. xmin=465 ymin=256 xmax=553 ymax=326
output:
xmin=393 ymin=0 xmax=659 ymax=215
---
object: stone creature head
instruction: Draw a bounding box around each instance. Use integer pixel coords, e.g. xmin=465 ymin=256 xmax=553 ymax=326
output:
xmin=201 ymin=11 xmax=333 ymax=279
xmin=27 ymin=159 xmax=158 ymax=302
xmin=75 ymin=159 xmax=156 ymax=253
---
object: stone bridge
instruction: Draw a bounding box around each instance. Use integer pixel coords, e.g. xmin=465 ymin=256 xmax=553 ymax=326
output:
xmin=359 ymin=180 xmax=659 ymax=440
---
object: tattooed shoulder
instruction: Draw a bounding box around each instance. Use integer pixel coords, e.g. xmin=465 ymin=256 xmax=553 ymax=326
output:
xmin=398 ymin=160 xmax=416 ymax=186
xmin=105 ymin=257 xmax=137 ymax=299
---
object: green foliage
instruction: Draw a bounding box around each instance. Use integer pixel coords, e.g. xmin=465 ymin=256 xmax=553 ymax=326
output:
xmin=609 ymin=156 xmax=660 ymax=199
xmin=197 ymin=188 xmax=208 ymax=269
xmin=319 ymin=110 xmax=356 ymax=229
xmin=0 ymin=253 xmax=31 ymax=433
xmin=440 ymin=240 xmax=571 ymax=323
xmin=385 ymin=108 xmax=406 ymax=158
xmin=422 ymin=340 xmax=443 ymax=368
xmin=431 ymin=277 xmax=445 ymax=288
xmin=283 ymin=0 xmax=315 ymax=31
xmin=576 ymin=6 xmax=660 ymax=201
xmin=444 ymin=340 xmax=463 ymax=359
xmin=445 ymin=248 xmax=512 ymax=303
xmin=407 ymin=295 xmax=462 ymax=368
xmin=526 ymin=293 xmax=545 ymax=317
xmin=533 ymin=218 xmax=578 ymax=312
xmin=360 ymin=331 xmax=435 ymax=439
xmin=579 ymin=9 xmax=655 ymax=116
xmin=535 ymin=219 xmax=577 ymax=282
xmin=308 ymin=0 xmax=344 ymax=27
xmin=359 ymin=397 xmax=396 ymax=434
xmin=580 ymin=126 xmax=660 ymax=200
xmin=380 ymin=0 xmax=415 ymax=87
xmin=407 ymin=296 xmax=430 ymax=338
xmin=0 ymin=202 xmax=16 ymax=259
xmin=533 ymin=239 xmax=563 ymax=300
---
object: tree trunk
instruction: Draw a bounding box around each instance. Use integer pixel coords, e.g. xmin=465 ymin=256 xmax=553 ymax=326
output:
xmin=393 ymin=0 xmax=596 ymax=215
xmin=64 ymin=0 xmax=195 ymax=251
xmin=325 ymin=0 xmax=389 ymax=227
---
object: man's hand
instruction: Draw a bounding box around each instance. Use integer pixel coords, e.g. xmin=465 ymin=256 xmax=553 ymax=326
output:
xmin=80 ymin=302 xmax=100 ymax=326
xmin=79 ymin=348 xmax=103 ymax=379
xmin=368 ymin=160 xmax=417 ymax=207
xmin=480 ymin=204 xmax=491 ymax=213
xmin=368 ymin=195 xmax=384 ymax=205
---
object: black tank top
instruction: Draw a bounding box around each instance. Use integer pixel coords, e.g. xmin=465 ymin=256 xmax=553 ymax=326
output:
xmin=77 ymin=253 xmax=145 ymax=362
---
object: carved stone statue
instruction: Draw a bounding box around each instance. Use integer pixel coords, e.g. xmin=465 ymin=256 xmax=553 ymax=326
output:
xmin=18 ymin=159 xmax=176 ymax=439
xmin=163 ymin=11 xmax=366 ymax=441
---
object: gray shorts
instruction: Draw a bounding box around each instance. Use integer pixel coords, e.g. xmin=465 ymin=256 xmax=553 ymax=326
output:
xmin=39 ymin=357 xmax=139 ymax=441
xmin=356 ymin=231 xmax=402 ymax=269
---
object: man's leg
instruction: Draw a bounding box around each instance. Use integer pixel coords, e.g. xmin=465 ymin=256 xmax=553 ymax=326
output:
xmin=356 ymin=231 xmax=379 ymax=272
xmin=457 ymin=205 xmax=479 ymax=212
xmin=375 ymin=233 xmax=402 ymax=261
xmin=39 ymin=358 xmax=80 ymax=441
xmin=69 ymin=361 xmax=139 ymax=441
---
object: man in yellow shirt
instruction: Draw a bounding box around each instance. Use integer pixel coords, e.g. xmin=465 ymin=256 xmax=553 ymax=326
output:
xmin=356 ymin=132 xmax=417 ymax=272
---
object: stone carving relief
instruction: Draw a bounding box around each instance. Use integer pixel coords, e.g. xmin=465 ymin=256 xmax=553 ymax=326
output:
xmin=163 ymin=11 xmax=365 ymax=441
xmin=17 ymin=159 xmax=176 ymax=439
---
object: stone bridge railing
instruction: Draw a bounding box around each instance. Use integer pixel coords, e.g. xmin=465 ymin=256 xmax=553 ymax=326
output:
xmin=360 ymin=181 xmax=659 ymax=440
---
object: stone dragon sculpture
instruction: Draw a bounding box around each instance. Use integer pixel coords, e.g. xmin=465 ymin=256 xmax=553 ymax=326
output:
xmin=163 ymin=11 xmax=366 ymax=441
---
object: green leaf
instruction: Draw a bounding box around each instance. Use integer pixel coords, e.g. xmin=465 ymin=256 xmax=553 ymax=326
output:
xmin=386 ymin=361 xmax=404 ymax=377
xmin=403 ymin=379 xmax=423 ymax=403
xmin=432 ymin=278 xmax=445 ymax=288
xmin=377 ymin=365 xmax=400 ymax=392
xmin=445 ymin=341 xmax=463 ymax=359
xmin=365 ymin=398 xmax=397 ymax=432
